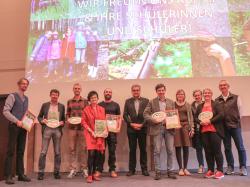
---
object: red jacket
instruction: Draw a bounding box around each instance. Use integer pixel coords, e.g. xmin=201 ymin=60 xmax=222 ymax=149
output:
xmin=81 ymin=105 xmax=106 ymax=151
xmin=61 ymin=35 xmax=75 ymax=62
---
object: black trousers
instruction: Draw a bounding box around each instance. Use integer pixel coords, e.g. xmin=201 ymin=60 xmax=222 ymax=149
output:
xmin=4 ymin=124 xmax=27 ymax=177
xmin=175 ymin=146 xmax=189 ymax=169
xmin=201 ymin=132 xmax=223 ymax=172
xmin=88 ymin=150 xmax=103 ymax=176
xmin=99 ymin=132 xmax=117 ymax=172
xmin=127 ymin=132 xmax=147 ymax=172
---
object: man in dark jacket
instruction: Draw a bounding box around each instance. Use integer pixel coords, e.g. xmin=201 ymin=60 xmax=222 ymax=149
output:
xmin=123 ymin=84 xmax=150 ymax=177
xmin=143 ymin=83 xmax=177 ymax=180
xmin=215 ymin=80 xmax=247 ymax=176
xmin=37 ymin=89 xmax=65 ymax=180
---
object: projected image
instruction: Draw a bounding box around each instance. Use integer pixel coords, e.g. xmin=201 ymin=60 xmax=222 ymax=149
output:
xmin=109 ymin=40 xmax=192 ymax=79
xmin=26 ymin=0 xmax=250 ymax=83
xmin=27 ymin=21 xmax=109 ymax=83
xmin=229 ymin=11 xmax=250 ymax=76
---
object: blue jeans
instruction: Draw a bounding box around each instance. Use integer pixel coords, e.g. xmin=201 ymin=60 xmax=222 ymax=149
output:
xmin=38 ymin=127 xmax=62 ymax=173
xmin=193 ymin=132 xmax=204 ymax=167
xmin=223 ymin=127 xmax=247 ymax=168
xmin=153 ymin=126 xmax=174 ymax=172
xmin=75 ymin=48 xmax=86 ymax=64
xmin=47 ymin=59 xmax=59 ymax=74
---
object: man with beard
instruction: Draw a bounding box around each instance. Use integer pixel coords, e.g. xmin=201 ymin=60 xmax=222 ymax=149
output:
xmin=98 ymin=88 xmax=121 ymax=178
xmin=66 ymin=83 xmax=89 ymax=178
xmin=3 ymin=78 xmax=31 ymax=184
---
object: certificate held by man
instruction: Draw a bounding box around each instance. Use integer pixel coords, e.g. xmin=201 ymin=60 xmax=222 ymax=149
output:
xmin=95 ymin=120 xmax=108 ymax=138
xmin=165 ymin=109 xmax=181 ymax=129
xmin=46 ymin=111 xmax=60 ymax=128
xmin=106 ymin=114 xmax=121 ymax=133
xmin=22 ymin=110 xmax=36 ymax=132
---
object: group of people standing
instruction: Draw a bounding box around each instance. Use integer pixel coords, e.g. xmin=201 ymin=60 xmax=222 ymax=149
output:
xmin=30 ymin=22 xmax=100 ymax=82
xmin=2 ymin=78 xmax=248 ymax=185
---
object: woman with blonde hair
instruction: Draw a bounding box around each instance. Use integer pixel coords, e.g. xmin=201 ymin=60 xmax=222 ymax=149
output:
xmin=195 ymin=88 xmax=224 ymax=179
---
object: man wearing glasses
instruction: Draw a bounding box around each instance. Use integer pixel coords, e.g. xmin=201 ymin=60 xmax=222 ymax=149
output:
xmin=123 ymin=84 xmax=150 ymax=177
xmin=216 ymin=80 xmax=247 ymax=176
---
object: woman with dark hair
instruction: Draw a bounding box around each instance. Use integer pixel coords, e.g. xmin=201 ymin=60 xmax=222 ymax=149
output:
xmin=191 ymin=89 xmax=205 ymax=174
xmin=81 ymin=91 xmax=106 ymax=183
xmin=196 ymin=88 xmax=224 ymax=179
xmin=174 ymin=89 xmax=194 ymax=176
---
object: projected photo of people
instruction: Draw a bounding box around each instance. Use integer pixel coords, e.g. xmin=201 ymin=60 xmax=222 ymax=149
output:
xmin=27 ymin=20 xmax=109 ymax=83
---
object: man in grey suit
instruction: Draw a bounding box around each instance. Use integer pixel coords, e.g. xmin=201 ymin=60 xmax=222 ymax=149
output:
xmin=144 ymin=83 xmax=177 ymax=180
xmin=37 ymin=89 xmax=65 ymax=180
xmin=123 ymin=84 xmax=150 ymax=176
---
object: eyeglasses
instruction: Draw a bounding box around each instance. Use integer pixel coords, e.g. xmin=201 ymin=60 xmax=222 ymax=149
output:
xmin=132 ymin=89 xmax=140 ymax=92
xmin=219 ymin=84 xmax=228 ymax=86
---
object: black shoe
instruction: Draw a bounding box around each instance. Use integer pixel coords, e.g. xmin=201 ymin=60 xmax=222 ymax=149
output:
xmin=5 ymin=176 xmax=15 ymax=185
xmin=142 ymin=170 xmax=150 ymax=176
xmin=126 ymin=171 xmax=135 ymax=176
xmin=18 ymin=175 xmax=31 ymax=182
xmin=154 ymin=172 xmax=161 ymax=180
xmin=167 ymin=172 xmax=177 ymax=179
xmin=54 ymin=172 xmax=61 ymax=179
xmin=37 ymin=172 xmax=44 ymax=180
xmin=225 ymin=166 xmax=234 ymax=175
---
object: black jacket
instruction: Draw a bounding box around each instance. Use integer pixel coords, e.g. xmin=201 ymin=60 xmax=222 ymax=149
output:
xmin=38 ymin=102 xmax=65 ymax=134
xmin=215 ymin=93 xmax=241 ymax=129
xmin=195 ymin=101 xmax=224 ymax=138
xmin=123 ymin=97 xmax=149 ymax=134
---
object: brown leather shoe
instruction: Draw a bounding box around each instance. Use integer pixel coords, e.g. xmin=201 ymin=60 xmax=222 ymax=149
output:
xmin=126 ymin=171 xmax=135 ymax=176
xmin=93 ymin=175 xmax=101 ymax=181
xmin=168 ymin=172 xmax=177 ymax=179
xmin=110 ymin=171 xmax=118 ymax=178
xmin=94 ymin=171 xmax=101 ymax=177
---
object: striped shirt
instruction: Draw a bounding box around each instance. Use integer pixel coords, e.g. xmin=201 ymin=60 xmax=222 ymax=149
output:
xmin=66 ymin=96 xmax=88 ymax=129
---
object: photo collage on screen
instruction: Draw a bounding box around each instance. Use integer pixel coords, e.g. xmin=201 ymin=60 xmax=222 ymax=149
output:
xmin=26 ymin=0 xmax=250 ymax=83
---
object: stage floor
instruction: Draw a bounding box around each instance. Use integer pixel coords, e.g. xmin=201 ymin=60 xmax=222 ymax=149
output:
xmin=1 ymin=170 xmax=250 ymax=187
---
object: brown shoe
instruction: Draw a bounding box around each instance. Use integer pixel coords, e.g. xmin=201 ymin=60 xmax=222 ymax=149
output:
xmin=168 ymin=172 xmax=177 ymax=179
xmin=94 ymin=171 xmax=101 ymax=177
xmin=110 ymin=171 xmax=118 ymax=178
xmin=93 ymin=175 xmax=101 ymax=181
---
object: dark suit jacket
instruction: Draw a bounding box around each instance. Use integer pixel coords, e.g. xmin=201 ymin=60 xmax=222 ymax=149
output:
xmin=123 ymin=97 xmax=149 ymax=134
xmin=195 ymin=100 xmax=224 ymax=138
xmin=38 ymin=102 xmax=66 ymax=134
